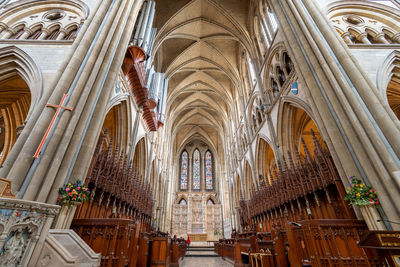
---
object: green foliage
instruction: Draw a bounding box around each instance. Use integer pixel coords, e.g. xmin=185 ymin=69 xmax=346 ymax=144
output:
xmin=57 ymin=180 xmax=90 ymax=207
xmin=214 ymin=229 xmax=220 ymax=236
xmin=344 ymin=177 xmax=379 ymax=207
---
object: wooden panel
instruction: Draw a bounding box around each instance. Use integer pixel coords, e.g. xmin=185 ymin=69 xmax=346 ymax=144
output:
xmin=188 ymin=233 xmax=207 ymax=242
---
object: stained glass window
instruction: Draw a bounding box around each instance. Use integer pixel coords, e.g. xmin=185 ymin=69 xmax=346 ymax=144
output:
xmin=180 ymin=151 xmax=188 ymax=190
xmin=193 ymin=149 xmax=200 ymax=190
xmin=205 ymin=150 xmax=213 ymax=190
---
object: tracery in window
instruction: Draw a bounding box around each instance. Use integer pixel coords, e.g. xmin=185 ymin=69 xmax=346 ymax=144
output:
xmin=205 ymin=150 xmax=213 ymax=190
xmin=180 ymin=150 xmax=188 ymax=190
xmin=192 ymin=149 xmax=201 ymax=190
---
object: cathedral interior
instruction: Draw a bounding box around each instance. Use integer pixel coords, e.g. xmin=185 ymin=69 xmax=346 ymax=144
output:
xmin=0 ymin=0 xmax=400 ymax=266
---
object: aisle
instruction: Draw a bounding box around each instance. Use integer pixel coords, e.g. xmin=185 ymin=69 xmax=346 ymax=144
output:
xmin=181 ymin=244 xmax=233 ymax=266
xmin=181 ymin=257 xmax=233 ymax=267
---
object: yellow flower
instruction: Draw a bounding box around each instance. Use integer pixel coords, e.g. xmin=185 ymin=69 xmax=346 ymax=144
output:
xmin=356 ymin=193 xmax=360 ymax=197
xmin=360 ymin=184 xmax=364 ymax=188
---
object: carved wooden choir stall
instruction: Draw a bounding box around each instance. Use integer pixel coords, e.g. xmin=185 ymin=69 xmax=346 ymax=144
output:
xmin=215 ymin=131 xmax=399 ymax=267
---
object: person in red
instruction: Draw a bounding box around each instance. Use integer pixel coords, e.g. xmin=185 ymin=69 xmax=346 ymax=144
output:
xmin=187 ymin=235 xmax=191 ymax=247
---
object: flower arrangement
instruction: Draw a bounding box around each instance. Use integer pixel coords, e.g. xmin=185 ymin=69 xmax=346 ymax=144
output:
xmin=57 ymin=180 xmax=89 ymax=207
xmin=344 ymin=176 xmax=379 ymax=206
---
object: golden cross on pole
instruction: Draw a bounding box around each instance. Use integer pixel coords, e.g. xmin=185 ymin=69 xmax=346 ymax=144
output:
xmin=33 ymin=94 xmax=73 ymax=159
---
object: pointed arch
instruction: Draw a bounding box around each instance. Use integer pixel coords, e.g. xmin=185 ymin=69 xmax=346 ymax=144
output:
xmin=204 ymin=149 xmax=213 ymax=190
xmin=192 ymin=148 xmax=201 ymax=190
xmin=133 ymin=137 xmax=147 ymax=178
xmin=179 ymin=150 xmax=189 ymax=190
xmin=377 ymin=50 xmax=400 ymax=120
xmin=256 ymin=136 xmax=276 ymax=185
xmin=244 ymin=160 xmax=255 ymax=199
xmin=0 ymin=46 xmax=42 ymax=166
xmin=278 ymin=98 xmax=324 ymax=158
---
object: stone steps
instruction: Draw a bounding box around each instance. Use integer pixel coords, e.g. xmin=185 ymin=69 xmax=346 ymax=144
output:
xmin=186 ymin=246 xmax=218 ymax=257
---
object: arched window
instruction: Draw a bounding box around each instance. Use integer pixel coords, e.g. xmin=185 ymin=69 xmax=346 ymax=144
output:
xmin=247 ymin=57 xmax=257 ymax=86
xmin=268 ymin=9 xmax=278 ymax=32
xmin=205 ymin=150 xmax=213 ymax=190
xmin=180 ymin=150 xmax=188 ymax=190
xmin=192 ymin=149 xmax=201 ymax=190
xmin=207 ymin=199 xmax=214 ymax=205
xmin=179 ymin=198 xmax=187 ymax=205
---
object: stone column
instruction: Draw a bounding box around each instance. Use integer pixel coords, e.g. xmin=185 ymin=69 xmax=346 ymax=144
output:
xmin=341 ymin=32 xmax=352 ymax=44
xmin=355 ymin=32 xmax=370 ymax=44
xmin=269 ymin=0 xmax=400 ymax=230
xmin=38 ymin=28 xmax=51 ymax=40
xmin=0 ymin=22 xmax=7 ymax=35
xmin=0 ymin=29 xmax=14 ymax=39
xmin=56 ymin=29 xmax=67 ymax=40
xmin=235 ymin=206 xmax=241 ymax=231
xmin=1 ymin=0 xmax=145 ymax=204
xmin=391 ymin=32 xmax=400 ymax=43
xmin=373 ymin=33 xmax=389 ymax=44
xmin=19 ymin=29 xmax=32 ymax=39
xmin=187 ymin=194 xmax=191 ymax=234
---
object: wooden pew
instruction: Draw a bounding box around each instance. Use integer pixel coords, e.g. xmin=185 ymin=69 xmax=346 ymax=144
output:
xmin=250 ymin=249 xmax=274 ymax=267
xmin=170 ymin=237 xmax=186 ymax=267
xmin=290 ymin=219 xmax=387 ymax=267
xmin=71 ymin=218 xmax=137 ymax=267
xmin=136 ymin=232 xmax=151 ymax=267
xmin=149 ymin=236 xmax=171 ymax=267
xmin=136 ymin=231 xmax=187 ymax=267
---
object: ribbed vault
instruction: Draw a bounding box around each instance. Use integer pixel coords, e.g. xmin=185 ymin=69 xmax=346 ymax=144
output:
xmin=153 ymin=0 xmax=251 ymax=178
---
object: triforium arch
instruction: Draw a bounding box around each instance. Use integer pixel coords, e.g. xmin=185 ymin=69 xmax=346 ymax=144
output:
xmin=0 ymin=0 xmax=89 ymax=41
xmin=248 ymin=93 xmax=266 ymax=137
xmin=262 ymin=43 xmax=295 ymax=100
xmin=0 ymin=46 xmax=41 ymax=166
xmin=327 ymin=1 xmax=400 ymax=45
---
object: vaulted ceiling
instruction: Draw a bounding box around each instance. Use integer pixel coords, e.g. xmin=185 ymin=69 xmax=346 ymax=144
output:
xmin=153 ymin=0 xmax=252 ymax=155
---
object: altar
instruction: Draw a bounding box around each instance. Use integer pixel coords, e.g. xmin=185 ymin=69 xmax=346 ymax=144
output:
xmin=188 ymin=233 xmax=208 ymax=242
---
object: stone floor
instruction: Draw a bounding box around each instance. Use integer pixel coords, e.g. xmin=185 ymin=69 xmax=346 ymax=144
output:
xmin=181 ymin=257 xmax=233 ymax=267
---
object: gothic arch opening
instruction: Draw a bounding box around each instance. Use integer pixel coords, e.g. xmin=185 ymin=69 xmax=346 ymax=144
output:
xmin=0 ymin=47 xmax=40 ymax=167
xmin=97 ymin=101 xmax=130 ymax=154
xmin=386 ymin=62 xmax=400 ymax=120
xmin=0 ymin=73 xmax=30 ymax=166
xmin=257 ymin=138 xmax=275 ymax=185
xmin=280 ymin=101 xmax=324 ymax=157
xmin=244 ymin=160 xmax=255 ymax=198
xmin=133 ymin=137 xmax=146 ymax=178
xmin=178 ymin=198 xmax=187 ymax=205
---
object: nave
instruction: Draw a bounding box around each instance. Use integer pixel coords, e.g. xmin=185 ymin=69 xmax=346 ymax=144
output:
xmin=0 ymin=0 xmax=400 ymax=266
